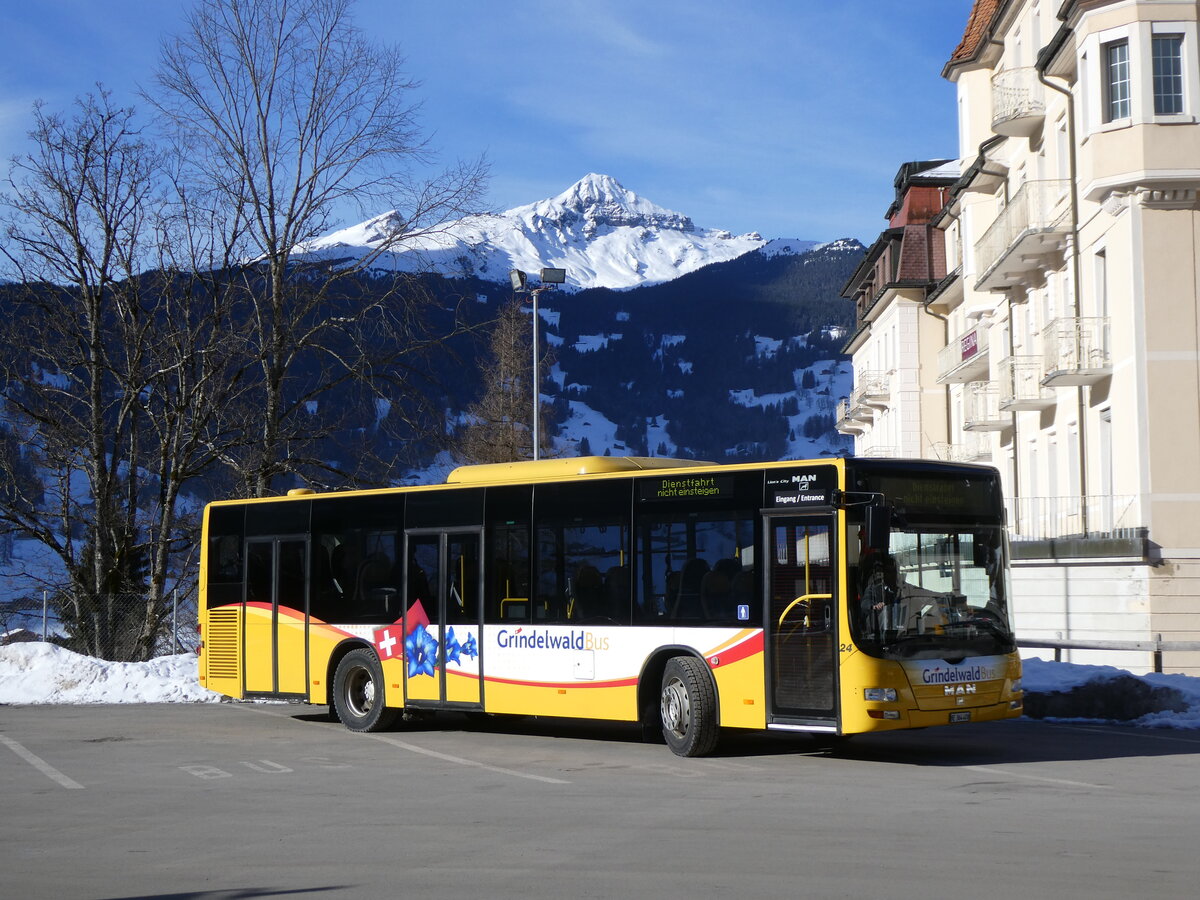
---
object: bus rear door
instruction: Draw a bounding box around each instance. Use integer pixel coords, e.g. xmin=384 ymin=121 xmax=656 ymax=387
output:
xmin=764 ymin=514 xmax=838 ymax=729
xmin=243 ymin=536 xmax=309 ymax=698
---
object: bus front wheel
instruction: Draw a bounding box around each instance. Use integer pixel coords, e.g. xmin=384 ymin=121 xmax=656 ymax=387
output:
xmin=659 ymin=656 xmax=719 ymax=757
xmin=333 ymin=648 xmax=398 ymax=733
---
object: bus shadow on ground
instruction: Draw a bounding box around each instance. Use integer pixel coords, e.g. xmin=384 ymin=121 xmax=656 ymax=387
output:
xmin=779 ymin=718 xmax=1200 ymax=767
xmin=293 ymin=707 xmax=1200 ymax=765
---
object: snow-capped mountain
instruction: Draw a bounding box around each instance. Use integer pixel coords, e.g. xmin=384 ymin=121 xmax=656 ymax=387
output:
xmin=302 ymin=173 xmax=798 ymax=290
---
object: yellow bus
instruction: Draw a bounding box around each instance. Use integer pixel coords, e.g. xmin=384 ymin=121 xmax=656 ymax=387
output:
xmin=198 ymin=456 xmax=1023 ymax=756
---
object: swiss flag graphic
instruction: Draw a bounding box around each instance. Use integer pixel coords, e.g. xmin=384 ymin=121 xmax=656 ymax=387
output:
xmin=373 ymin=625 xmax=403 ymax=660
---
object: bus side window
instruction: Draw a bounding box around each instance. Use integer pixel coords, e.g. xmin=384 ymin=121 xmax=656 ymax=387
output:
xmin=636 ymin=510 xmax=757 ymax=625
xmin=206 ymin=505 xmax=245 ymax=608
xmin=484 ymin=486 xmax=533 ymax=625
xmin=532 ymin=481 xmax=632 ymax=626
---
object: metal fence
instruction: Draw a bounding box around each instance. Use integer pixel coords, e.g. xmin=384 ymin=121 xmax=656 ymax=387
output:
xmin=1019 ymin=636 xmax=1200 ymax=674
xmin=0 ymin=590 xmax=198 ymax=661
xmin=1006 ymin=494 xmax=1141 ymax=541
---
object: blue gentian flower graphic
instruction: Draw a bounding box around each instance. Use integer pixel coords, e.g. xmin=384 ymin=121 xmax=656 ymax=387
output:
xmin=405 ymin=624 xmax=439 ymax=678
xmin=461 ymin=633 xmax=478 ymax=660
xmin=444 ymin=626 xmax=462 ymax=666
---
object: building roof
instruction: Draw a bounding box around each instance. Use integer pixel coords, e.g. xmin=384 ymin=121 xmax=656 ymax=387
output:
xmin=945 ymin=0 xmax=1003 ymax=72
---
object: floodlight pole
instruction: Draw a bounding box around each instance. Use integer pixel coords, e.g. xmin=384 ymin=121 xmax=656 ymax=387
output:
xmin=510 ymin=268 xmax=566 ymax=461
xmin=531 ymin=285 xmax=544 ymax=460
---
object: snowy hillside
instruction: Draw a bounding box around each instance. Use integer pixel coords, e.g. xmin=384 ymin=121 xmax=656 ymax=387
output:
xmin=301 ymin=174 xmax=774 ymax=290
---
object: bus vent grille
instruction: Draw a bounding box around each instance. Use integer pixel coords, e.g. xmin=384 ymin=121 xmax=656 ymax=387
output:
xmin=206 ymin=608 xmax=241 ymax=679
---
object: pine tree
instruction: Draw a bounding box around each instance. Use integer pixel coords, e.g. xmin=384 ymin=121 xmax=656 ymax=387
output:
xmin=456 ymin=300 xmax=555 ymax=464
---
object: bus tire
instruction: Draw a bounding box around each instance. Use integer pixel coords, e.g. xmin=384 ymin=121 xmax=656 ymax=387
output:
xmin=333 ymin=648 xmax=398 ymax=733
xmin=659 ymin=656 xmax=719 ymax=757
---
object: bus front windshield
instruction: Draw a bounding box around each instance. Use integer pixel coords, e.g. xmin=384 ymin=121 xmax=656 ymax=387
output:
xmin=851 ymin=523 xmax=1014 ymax=660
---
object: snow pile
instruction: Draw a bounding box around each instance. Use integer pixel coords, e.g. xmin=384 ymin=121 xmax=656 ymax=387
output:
xmin=0 ymin=643 xmax=219 ymax=704
xmin=1022 ymin=657 xmax=1200 ymax=729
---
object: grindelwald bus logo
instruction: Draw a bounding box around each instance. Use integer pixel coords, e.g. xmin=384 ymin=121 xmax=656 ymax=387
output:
xmin=497 ymin=628 xmax=611 ymax=651
xmin=920 ymin=661 xmax=1001 ymax=684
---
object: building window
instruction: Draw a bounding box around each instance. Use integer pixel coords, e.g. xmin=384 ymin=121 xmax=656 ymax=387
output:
xmin=1104 ymin=39 xmax=1131 ymax=121
xmin=1153 ymin=35 xmax=1184 ymax=114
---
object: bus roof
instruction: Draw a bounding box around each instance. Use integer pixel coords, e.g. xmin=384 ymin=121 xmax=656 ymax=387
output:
xmin=444 ymin=456 xmax=716 ymax=485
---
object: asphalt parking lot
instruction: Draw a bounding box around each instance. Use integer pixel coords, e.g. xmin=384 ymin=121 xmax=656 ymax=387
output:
xmin=3 ymin=703 xmax=1200 ymax=899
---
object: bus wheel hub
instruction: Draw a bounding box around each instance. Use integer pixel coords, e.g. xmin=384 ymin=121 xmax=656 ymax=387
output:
xmin=661 ymin=677 xmax=690 ymax=734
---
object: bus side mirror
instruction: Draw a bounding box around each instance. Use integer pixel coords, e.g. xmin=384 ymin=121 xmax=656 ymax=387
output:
xmin=865 ymin=501 xmax=891 ymax=554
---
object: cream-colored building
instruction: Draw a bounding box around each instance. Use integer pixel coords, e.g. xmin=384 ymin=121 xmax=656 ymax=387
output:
xmin=839 ymin=0 xmax=1200 ymax=674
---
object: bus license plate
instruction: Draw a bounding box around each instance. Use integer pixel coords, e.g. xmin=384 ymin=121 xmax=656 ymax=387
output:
xmin=950 ymin=711 xmax=972 ymax=723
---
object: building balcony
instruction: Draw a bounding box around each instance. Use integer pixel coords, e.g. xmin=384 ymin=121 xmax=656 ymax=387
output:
xmin=855 ymin=371 xmax=890 ymax=408
xmin=1041 ymin=317 xmax=1112 ymax=386
xmin=962 ymin=381 xmax=1009 ymax=431
xmin=974 ymin=180 xmax=1071 ymax=292
xmin=998 ymin=355 xmax=1055 ymax=411
xmin=847 ymin=388 xmax=874 ymax=421
xmin=937 ymin=324 xmax=990 ymax=383
xmin=1006 ymin=494 xmax=1140 ymax=542
xmin=991 ymin=67 xmax=1046 ymax=138
xmin=835 ymin=398 xmax=867 ymax=435
xmin=859 ymin=445 xmax=897 ymax=459
xmin=930 ymin=433 xmax=992 ymax=463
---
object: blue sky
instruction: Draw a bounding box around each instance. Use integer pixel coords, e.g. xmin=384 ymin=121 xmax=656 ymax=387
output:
xmin=2 ymin=0 xmax=975 ymax=243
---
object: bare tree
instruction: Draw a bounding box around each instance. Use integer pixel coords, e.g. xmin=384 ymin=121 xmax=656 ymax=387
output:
xmin=150 ymin=0 xmax=487 ymax=496
xmin=456 ymin=300 xmax=556 ymax=465
xmin=0 ymin=91 xmax=257 ymax=660
xmin=0 ymin=91 xmax=162 ymax=657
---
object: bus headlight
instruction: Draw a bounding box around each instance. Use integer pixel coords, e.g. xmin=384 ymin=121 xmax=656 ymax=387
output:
xmin=1010 ymin=679 xmax=1022 ymax=695
xmin=864 ymin=688 xmax=897 ymax=702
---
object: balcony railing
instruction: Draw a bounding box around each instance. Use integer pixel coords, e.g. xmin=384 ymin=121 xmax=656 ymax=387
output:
xmin=930 ymin=433 xmax=992 ymax=463
xmin=998 ymin=355 xmax=1055 ymax=411
xmin=1041 ymin=317 xmax=1112 ymax=386
xmin=975 ymin=180 xmax=1071 ymax=292
xmin=937 ymin=324 xmax=990 ymax=383
xmin=855 ymin=371 xmax=890 ymax=407
xmin=859 ymin=445 xmax=897 ymax=459
xmin=962 ymin=381 xmax=1008 ymax=431
xmin=1006 ymin=494 xmax=1140 ymax=542
xmin=835 ymin=398 xmax=867 ymax=435
xmin=991 ymin=67 xmax=1046 ymax=137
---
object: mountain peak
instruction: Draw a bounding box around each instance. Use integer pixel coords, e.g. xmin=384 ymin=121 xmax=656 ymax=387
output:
xmin=514 ymin=173 xmax=695 ymax=235
xmin=557 ymin=173 xmax=631 ymax=206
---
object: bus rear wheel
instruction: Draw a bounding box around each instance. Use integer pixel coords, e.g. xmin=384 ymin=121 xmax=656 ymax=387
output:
xmin=333 ymin=648 xmax=398 ymax=733
xmin=659 ymin=656 xmax=719 ymax=757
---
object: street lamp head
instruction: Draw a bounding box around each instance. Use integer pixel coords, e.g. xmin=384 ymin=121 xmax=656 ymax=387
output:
xmin=540 ymin=267 xmax=566 ymax=285
xmin=509 ymin=268 xmax=528 ymax=291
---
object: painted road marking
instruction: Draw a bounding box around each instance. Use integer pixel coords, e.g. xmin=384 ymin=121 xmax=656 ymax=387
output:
xmin=367 ymin=733 xmax=571 ymax=784
xmin=235 ymin=703 xmax=570 ymax=785
xmin=1 ymin=734 xmax=85 ymax=789
xmin=964 ymin=764 xmax=1111 ymax=789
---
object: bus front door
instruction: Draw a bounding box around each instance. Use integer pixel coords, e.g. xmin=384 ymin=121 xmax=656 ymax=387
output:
xmin=764 ymin=515 xmax=837 ymax=726
xmin=243 ymin=536 xmax=309 ymax=698
xmin=403 ymin=530 xmax=483 ymax=709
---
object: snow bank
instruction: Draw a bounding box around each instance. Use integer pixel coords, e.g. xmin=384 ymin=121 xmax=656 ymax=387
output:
xmin=0 ymin=643 xmax=219 ymax=704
